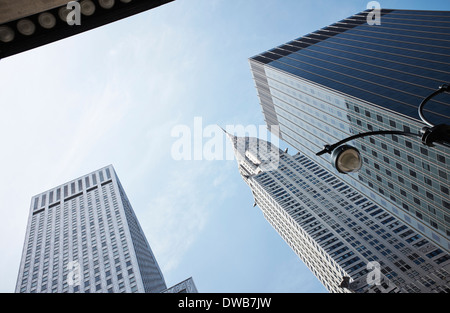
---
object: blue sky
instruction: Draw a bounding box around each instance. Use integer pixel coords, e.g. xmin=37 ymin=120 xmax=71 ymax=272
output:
xmin=0 ymin=0 xmax=449 ymax=293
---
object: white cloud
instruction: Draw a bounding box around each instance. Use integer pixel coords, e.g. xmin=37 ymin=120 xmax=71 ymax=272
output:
xmin=141 ymin=165 xmax=210 ymax=272
xmin=140 ymin=159 xmax=235 ymax=275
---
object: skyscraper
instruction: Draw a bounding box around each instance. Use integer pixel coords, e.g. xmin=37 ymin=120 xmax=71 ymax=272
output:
xmin=15 ymin=165 xmax=195 ymax=293
xmin=249 ymin=9 xmax=450 ymax=252
xmin=228 ymin=133 xmax=450 ymax=293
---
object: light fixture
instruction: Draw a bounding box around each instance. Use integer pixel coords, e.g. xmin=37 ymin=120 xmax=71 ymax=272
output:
xmin=99 ymin=0 xmax=115 ymax=9
xmin=0 ymin=26 xmax=15 ymax=43
xmin=38 ymin=12 xmax=57 ymax=29
xmin=58 ymin=7 xmax=72 ymax=22
xmin=120 ymin=0 xmax=132 ymax=3
xmin=17 ymin=19 xmax=36 ymax=36
xmin=330 ymin=145 xmax=363 ymax=174
xmin=80 ymin=0 xmax=96 ymax=16
xmin=316 ymin=84 xmax=450 ymax=174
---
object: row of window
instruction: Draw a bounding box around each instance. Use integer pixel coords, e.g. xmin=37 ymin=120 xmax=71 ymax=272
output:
xmin=33 ymin=168 xmax=112 ymax=211
xmin=253 ymin=152 xmax=449 ymax=292
xmin=264 ymin=72 xmax=449 ymax=255
xmin=19 ymin=181 xmax=140 ymax=293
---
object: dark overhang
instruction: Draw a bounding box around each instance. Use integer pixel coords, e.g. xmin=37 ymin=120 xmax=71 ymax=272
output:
xmin=0 ymin=0 xmax=175 ymax=59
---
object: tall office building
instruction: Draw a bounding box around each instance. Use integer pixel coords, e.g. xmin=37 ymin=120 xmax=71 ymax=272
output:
xmin=15 ymin=165 xmax=195 ymax=293
xmin=228 ymin=133 xmax=450 ymax=292
xmin=249 ymin=9 xmax=450 ymax=253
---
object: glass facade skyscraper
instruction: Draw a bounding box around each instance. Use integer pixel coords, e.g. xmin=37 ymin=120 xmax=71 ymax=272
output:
xmin=249 ymin=9 xmax=450 ymax=253
xmin=228 ymin=133 xmax=450 ymax=293
xmin=15 ymin=165 xmax=196 ymax=293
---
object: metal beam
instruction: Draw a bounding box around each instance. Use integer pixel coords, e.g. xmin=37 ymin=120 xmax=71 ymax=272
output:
xmin=0 ymin=1 xmax=71 ymax=24
xmin=0 ymin=0 xmax=174 ymax=59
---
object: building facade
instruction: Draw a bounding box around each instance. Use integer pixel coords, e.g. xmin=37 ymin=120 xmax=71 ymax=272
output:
xmin=162 ymin=277 xmax=198 ymax=293
xmin=249 ymin=9 xmax=450 ymax=253
xmin=16 ymin=165 xmax=178 ymax=293
xmin=228 ymin=133 xmax=450 ymax=293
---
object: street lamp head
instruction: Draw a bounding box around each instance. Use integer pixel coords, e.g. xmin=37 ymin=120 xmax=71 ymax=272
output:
xmin=331 ymin=145 xmax=363 ymax=174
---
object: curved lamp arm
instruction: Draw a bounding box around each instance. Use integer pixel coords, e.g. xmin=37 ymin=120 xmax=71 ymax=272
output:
xmin=316 ymin=130 xmax=421 ymax=156
xmin=317 ymin=83 xmax=450 ymax=156
xmin=418 ymin=84 xmax=450 ymax=128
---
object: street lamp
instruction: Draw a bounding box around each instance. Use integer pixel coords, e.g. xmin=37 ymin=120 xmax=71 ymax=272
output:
xmin=316 ymin=84 xmax=450 ymax=174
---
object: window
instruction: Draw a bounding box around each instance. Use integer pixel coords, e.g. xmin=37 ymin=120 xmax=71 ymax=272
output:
xmin=428 ymin=206 xmax=436 ymax=215
xmin=437 ymin=154 xmax=446 ymax=164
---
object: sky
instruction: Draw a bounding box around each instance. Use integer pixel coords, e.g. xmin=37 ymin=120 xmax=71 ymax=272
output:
xmin=0 ymin=0 xmax=449 ymax=293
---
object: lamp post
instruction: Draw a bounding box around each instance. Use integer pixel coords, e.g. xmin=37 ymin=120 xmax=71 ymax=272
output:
xmin=316 ymin=84 xmax=450 ymax=174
